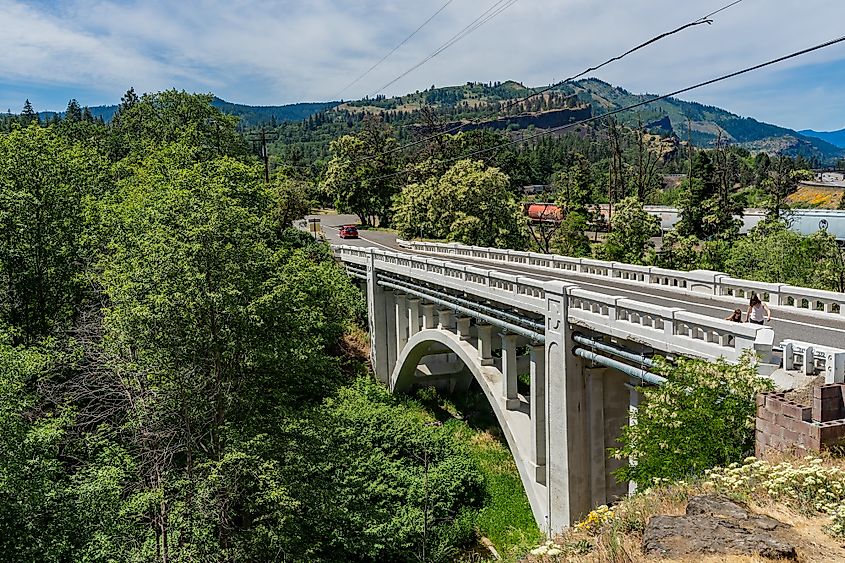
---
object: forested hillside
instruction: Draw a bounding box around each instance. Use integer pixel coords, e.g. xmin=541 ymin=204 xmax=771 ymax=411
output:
xmin=267 ymin=79 xmax=844 ymax=169
xmin=31 ymin=94 xmax=338 ymax=128
xmin=0 ymin=90 xmax=492 ymax=562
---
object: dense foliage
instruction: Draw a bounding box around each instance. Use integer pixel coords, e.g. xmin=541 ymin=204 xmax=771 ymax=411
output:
xmin=393 ymin=159 xmax=528 ymax=248
xmin=612 ymin=353 xmax=773 ymax=488
xmin=0 ymin=92 xmax=487 ymax=562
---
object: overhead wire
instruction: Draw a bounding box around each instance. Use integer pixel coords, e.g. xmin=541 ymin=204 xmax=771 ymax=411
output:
xmin=334 ymin=0 xmax=456 ymax=99
xmin=372 ymin=0 xmax=520 ymax=97
xmin=354 ymin=34 xmax=845 ymax=185
xmin=362 ymin=0 xmax=746 ymax=161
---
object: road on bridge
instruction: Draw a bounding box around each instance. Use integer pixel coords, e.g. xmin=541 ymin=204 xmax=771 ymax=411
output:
xmin=313 ymin=214 xmax=845 ymax=350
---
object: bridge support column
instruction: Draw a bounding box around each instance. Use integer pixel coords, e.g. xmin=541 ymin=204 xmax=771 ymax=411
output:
xmin=501 ymin=333 xmax=520 ymax=410
xmin=456 ymin=317 xmax=472 ymax=341
xmin=628 ymin=385 xmax=640 ymax=495
xmin=438 ymin=309 xmax=454 ymax=331
xmin=586 ymin=368 xmax=606 ymax=507
xmin=421 ymin=304 xmax=436 ymax=330
xmin=544 ymin=281 xmax=590 ymax=533
xmin=477 ymin=324 xmax=494 ymax=366
xmin=408 ymin=298 xmax=421 ymax=336
xmin=367 ymin=252 xmax=390 ymax=384
xmin=395 ymin=293 xmax=409 ymax=353
xmin=530 ymin=344 xmax=546 ymax=484
xmin=385 ymin=289 xmax=397 ymax=371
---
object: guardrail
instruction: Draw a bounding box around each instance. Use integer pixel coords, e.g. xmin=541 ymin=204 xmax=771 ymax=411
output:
xmin=337 ymin=245 xmax=774 ymax=363
xmin=780 ymin=339 xmax=845 ymax=383
xmin=398 ymin=240 xmax=845 ymax=317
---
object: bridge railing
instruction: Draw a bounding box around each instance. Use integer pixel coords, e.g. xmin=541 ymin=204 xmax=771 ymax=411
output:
xmin=398 ymin=240 xmax=844 ymax=317
xmin=567 ymin=288 xmax=771 ymax=362
xmin=337 ymin=245 xmax=774 ymax=362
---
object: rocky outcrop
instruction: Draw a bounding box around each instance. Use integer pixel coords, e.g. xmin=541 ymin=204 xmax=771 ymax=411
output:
xmin=643 ymin=495 xmax=797 ymax=560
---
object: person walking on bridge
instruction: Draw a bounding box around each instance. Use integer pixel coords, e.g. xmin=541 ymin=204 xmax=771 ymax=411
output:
xmin=725 ymin=308 xmax=743 ymax=322
xmin=746 ymin=294 xmax=771 ymax=325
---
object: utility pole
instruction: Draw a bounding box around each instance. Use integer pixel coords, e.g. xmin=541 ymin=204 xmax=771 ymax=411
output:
xmin=246 ymin=128 xmax=279 ymax=183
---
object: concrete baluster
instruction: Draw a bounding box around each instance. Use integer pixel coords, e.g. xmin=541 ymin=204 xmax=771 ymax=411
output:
xmin=500 ymin=333 xmax=520 ymax=410
xmin=803 ymin=345 xmax=815 ymax=375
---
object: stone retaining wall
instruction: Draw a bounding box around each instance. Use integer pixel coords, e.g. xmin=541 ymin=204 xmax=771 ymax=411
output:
xmin=756 ymin=384 xmax=845 ymax=456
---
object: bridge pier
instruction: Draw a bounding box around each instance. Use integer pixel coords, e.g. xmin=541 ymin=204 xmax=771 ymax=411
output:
xmin=366 ymin=254 xmax=390 ymax=383
xmin=501 ymin=333 xmax=520 ymax=411
xmin=544 ymin=281 xmax=591 ymax=532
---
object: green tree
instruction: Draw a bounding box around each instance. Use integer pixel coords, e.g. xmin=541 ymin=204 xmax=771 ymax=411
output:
xmin=393 ymin=159 xmax=528 ymax=248
xmin=322 ymin=117 xmax=399 ymax=226
xmin=725 ymin=220 xmax=845 ymax=292
xmin=612 ymin=353 xmax=772 ymax=488
xmin=0 ymin=125 xmax=107 ymax=342
xmin=110 ymin=90 xmax=246 ymax=162
xmin=20 ymin=99 xmax=38 ymax=126
xmin=760 ymin=156 xmax=797 ymax=221
xmin=598 ymin=196 xmax=660 ymax=264
xmin=270 ymin=176 xmax=313 ymax=231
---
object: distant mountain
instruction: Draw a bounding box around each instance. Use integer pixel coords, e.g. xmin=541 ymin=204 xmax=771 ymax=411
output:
xmin=210 ymin=98 xmax=340 ymax=128
xmin=798 ymin=128 xmax=845 ymax=149
xmin=328 ymin=78 xmax=844 ymax=163
xmin=38 ymin=98 xmax=339 ymax=128
xmin=554 ymin=79 xmax=844 ymax=162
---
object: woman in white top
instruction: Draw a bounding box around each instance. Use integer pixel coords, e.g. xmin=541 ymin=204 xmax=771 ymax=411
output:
xmin=746 ymin=294 xmax=771 ymax=325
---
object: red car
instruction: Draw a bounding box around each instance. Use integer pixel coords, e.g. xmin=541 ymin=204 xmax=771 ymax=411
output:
xmin=338 ymin=225 xmax=359 ymax=239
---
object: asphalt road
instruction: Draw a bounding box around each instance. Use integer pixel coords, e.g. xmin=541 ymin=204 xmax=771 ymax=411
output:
xmin=315 ymin=213 xmax=845 ymax=349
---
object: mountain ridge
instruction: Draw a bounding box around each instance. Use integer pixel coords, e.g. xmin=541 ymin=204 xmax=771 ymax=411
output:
xmin=36 ymin=98 xmax=340 ymax=128
xmin=798 ymin=128 xmax=845 ymax=149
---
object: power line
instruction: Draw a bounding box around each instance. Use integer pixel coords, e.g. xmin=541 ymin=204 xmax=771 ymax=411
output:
xmin=335 ymin=0 xmax=456 ymax=99
xmin=360 ymin=34 xmax=845 ymax=184
xmin=368 ymin=0 xmax=745 ymax=160
xmin=372 ymin=0 xmax=520 ymax=97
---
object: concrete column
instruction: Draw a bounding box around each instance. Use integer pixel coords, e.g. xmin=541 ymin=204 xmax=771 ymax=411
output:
xmin=544 ymin=281 xmax=589 ymax=533
xmin=803 ymin=345 xmax=815 ymax=375
xmin=408 ymin=298 xmax=421 ymax=336
xmin=421 ymin=303 xmax=436 ymax=330
xmin=395 ymin=293 xmax=409 ymax=354
xmin=530 ymin=344 xmax=546 ymax=484
xmin=366 ymin=250 xmax=390 ymax=383
xmin=603 ymin=370 xmax=630 ymax=502
xmin=456 ymin=317 xmax=472 ymax=341
xmin=586 ymin=369 xmax=606 ymax=508
xmin=385 ymin=289 xmax=397 ymax=371
xmin=628 ymin=385 xmax=640 ymax=496
xmin=477 ymin=324 xmax=494 ymax=366
xmin=500 ymin=333 xmax=520 ymax=410
xmin=438 ymin=309 xmax=454 ymax=331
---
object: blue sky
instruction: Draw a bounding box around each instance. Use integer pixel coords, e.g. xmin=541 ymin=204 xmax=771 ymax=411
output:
xmin=1 ymin=0 xmax=844 ymax=131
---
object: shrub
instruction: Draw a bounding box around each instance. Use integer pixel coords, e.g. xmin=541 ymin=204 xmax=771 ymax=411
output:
xmin=612 ymin=352 xmax=773 ymax=488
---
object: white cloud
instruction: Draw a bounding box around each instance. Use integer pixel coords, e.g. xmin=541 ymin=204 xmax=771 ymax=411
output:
xmin=1 ymin=0 xmax=843 ymax=129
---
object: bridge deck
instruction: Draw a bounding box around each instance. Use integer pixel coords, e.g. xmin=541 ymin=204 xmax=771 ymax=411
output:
xmin=321 ymin=219 xmax=845 ymax=351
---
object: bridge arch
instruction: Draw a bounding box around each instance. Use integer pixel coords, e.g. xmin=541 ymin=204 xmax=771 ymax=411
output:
xmin=390 ymin=328 xmax=550 ymax=528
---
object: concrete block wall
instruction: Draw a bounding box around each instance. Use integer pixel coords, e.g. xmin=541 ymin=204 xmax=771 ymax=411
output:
xmin=756 ymin=384 xmax=845 ymax=456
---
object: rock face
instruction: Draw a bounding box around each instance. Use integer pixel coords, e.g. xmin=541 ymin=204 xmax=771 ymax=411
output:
xmin=642 ymin=495 xmax=797 ymax=560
